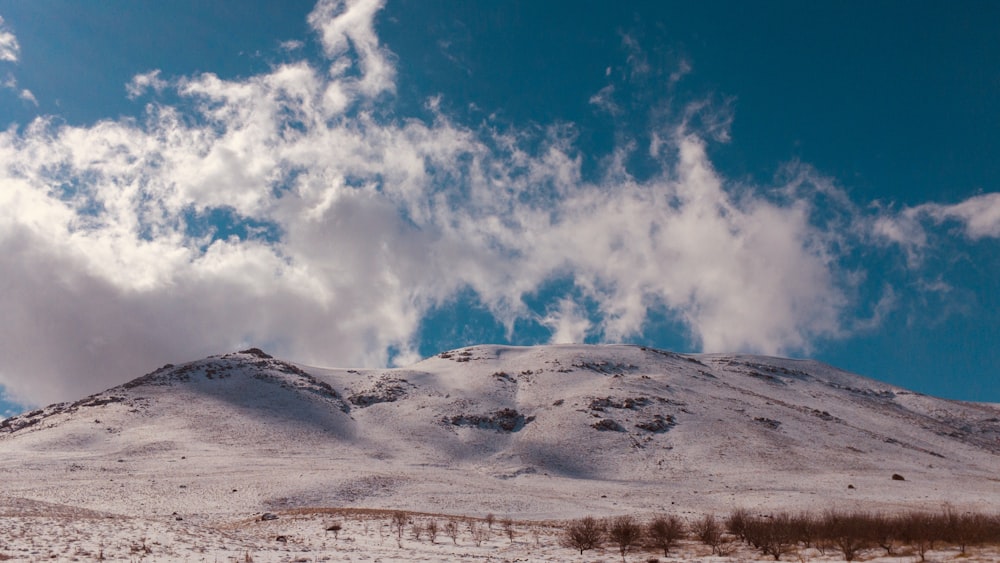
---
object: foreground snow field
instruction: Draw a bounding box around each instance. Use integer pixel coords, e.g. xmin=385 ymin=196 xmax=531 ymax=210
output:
xmin=2 ymin=502 xmax=1000 ymax=562
xmin=1 ymin=344 xmax=998 ymax=561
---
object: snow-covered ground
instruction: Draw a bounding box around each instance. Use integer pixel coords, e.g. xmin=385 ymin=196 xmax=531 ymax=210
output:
xmin=1 ymin=344 xmax=998 ymax=561
xmin=2 ymin=501 xmax=1000 ymax=562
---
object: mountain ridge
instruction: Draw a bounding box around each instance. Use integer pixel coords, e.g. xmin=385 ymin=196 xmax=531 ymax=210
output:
xmin=1 ymin=344 xmax=998 ymax=521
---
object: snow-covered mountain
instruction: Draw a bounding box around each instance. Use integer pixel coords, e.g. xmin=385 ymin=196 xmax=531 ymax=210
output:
xmin=1 ymin=345 xmax=998 ymax=522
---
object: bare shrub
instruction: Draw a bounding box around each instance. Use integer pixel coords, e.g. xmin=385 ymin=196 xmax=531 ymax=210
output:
xmin=869 ymin=512 xmax=901 ymax=555
xmin=445 ymin=520 xmax=459 ymax=545
xmin=390 ymin=511 xmax=407 ymax=539
xmin=790 ymin=512 xmax=817 ymax=549
xmin=607 ymin=515 xmax=643 ymax=563
xmin=501 ymin=517 xmax=516 ymax=543
xmin=943 ymin=506 xmax=991 ymax=555
xmin=410 ymin=521 xmax=424 ymax=541
xmin=647 ymin=514 xmax=685 ymax=556
xmin=562 ymin=516 xmax=604 ymax=555
xmin=899 ymin=511 xmax=944 ymax=562
xmin=726 ymin=508 xmax=751 ymax=542
xmin=692 ymin=514 xmax=725 ymax=555
xmin=820 ymin=510 xmax=870 ymax=562
xmin=743 ymin=512 xmax=796 ymax=560
xmin=469 ymin=521 xmax=489 ymax=546
xmin=987 ymin=513 xmax=1000 ymax=546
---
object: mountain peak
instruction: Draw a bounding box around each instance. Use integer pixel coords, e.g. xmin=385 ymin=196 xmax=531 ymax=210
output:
xmin=1 ymin=344 xmax=998 ymax=521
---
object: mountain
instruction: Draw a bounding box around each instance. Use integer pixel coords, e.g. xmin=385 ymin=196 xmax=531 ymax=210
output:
xmin=1 ymin=344 xmax=998 ymax=523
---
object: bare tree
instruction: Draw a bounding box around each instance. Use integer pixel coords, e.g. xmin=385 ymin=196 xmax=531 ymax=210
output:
xmin=391 ymin=511 xmax=408 ymax=539
xmin=944 ymin=507 xmax=987 ymax=555
xmin=647 ymin=514 xmax=685 ymax=556
xmin=607 ymin=515 xmax=643 ymax=563
xmin=410 ymin=521 xmax=424 ymax=541
xmin=469 ymin=521 xmax=489 ymax=546
xmin=870 ymin=512 xmax=901 ymax=555
xmin=426 ymin=520 xmax=439 ymax=544
xmin=791 ymin=512 xmax=817 ymax=549
xmin=741 ymin=513 xmax=793 ymax=560
xmin=485 ymin=513 xmax=496 ymax=530
xmin=726 ymin=508 xmax=751 ymax=542
xmin=692 ymin=514 xmax=725 ymax=555
xmin=445 ymin=520 xmax=459 ymax=545
xmin=900 ymin=511 xmax=942 ymax=562
xmin=821 ymin=510 xmax=870 ymax=562
xmin=501 ymin=517 xmax=516 ymax=543
xmin=562 ymin=516 xmax=604 ymax=555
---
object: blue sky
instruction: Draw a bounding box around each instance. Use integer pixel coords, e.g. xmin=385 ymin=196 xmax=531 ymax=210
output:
xmin=0 ymin=0 xmax=998 ymax=411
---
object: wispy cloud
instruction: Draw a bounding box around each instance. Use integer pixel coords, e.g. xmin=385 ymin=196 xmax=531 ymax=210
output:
xmin=588 ymin=85 xmax=619 ymax=115
xmin=0 ymin=16 xmax=19 ymax=63
xmin=18 ymin=88 xmax=36 ymax=105
xmin=916 ymin=193 xmax=1000 ymax=240
xmin=126 ymin=70 xmax=168 ymax=99
xmin=0 ymin=0 xmax=994 ymax=407
xmin=873 ymin=193 xmax=1000 ymax=267
xmin=1 ymin=16 xmax=33 ymax=108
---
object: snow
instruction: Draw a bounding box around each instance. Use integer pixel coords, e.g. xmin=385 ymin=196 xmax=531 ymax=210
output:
xmin=0 ymin=344 xmax=998 ymax=561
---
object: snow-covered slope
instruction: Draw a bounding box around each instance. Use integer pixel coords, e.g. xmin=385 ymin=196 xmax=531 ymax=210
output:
xmin=1 ymin=345 xmax=998 ymax=522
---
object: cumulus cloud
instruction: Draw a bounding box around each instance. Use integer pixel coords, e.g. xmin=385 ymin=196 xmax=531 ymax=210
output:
xmin=0 ymin=0 xmax=994 ymax=408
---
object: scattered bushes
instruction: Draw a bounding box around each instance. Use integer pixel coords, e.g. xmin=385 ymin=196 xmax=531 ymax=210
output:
xmin=565 ymin=508 xmax=1000 ymax=561
xmin=718 ymin=508 xmax=1000 ymax=561
xmin=365 ymin=506 xmax=1000 ymax=560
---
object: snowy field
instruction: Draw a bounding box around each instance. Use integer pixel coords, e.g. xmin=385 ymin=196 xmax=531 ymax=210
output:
xmin=2 ymin=502 xmax=1000 ymax=562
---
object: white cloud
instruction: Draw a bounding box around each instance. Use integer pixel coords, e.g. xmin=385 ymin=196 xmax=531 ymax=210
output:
xmin=918 ymin=192 xmax=1000 ymax=239
xmin=543 ymin=299 xmax=592 ymax=344
xmin=126 ymin=70 xmax=168 ymax=99
xmin=670 ymin=59 xmax=692 ymax=84
xmin=0 ymin=0 xmax=993 ymax=409
xmin=18 ymin=88 xmax=36 ymax=105
xmin=588 ymin=85 xmax=619 ymax=115
xmin=873 ymin=193 xmax=1000 ymax=267
xmin=306 ymin=0 xmax=395 ymax=99
xmin=0 ymin=16 xmax=19 ymax=63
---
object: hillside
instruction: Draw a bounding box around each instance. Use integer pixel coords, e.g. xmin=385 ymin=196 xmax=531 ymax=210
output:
xmin=1 ymin=344 xmax=997 ymax=527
